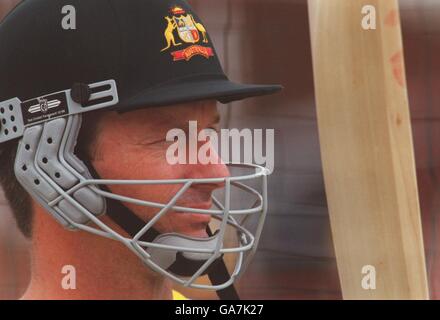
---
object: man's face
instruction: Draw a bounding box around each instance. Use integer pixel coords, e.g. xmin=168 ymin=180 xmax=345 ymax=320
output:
xmin=91 ymin=100 xmax=229 ymax=238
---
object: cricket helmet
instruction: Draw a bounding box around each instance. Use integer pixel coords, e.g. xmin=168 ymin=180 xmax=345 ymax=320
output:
xmin=0 ymin=0 xmax=281 ymax=295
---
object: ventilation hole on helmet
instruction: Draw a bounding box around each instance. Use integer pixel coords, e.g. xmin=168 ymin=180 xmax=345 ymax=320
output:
xmin=22 ymin=165 xmax=27 ymax=171
xmin=55 ymin=172 xmax=61 ymax=179
xmin=4 ymin=129 xmax=8 ymax=135
xmin=1 ymin=119 xmax=5 ymax=125
xmin=25 ymin=144 xmax=30 ymax=150
xmin=34 ymin=179 xmax=40 ymax=185
xmin=0 ymin=107 xmax=4 ymax=114
xmin=13 ymin=126 xmax=17 ymax=133
xmin=10 ymin=115 xmax=15 ymax=122
xmin=42 ymin=157 xmax=48 ymax=164
xmin=9 ymin=105 xmax=13 ymax=111
xmin=47 ymin=138 xmax=53 ymax=144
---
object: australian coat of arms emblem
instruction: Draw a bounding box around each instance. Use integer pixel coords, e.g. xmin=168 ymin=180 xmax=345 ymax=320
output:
xmin=161 ymin=6 xmax=214 ymax=62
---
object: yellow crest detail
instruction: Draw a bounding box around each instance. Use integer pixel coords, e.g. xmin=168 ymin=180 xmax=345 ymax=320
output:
xmin=161 ymin=7 xmax=209 ymax=54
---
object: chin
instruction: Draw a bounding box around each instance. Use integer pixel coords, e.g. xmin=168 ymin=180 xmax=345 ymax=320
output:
xmin=180 ymin=228 xmax=210 ymax=238
xmin=177 ymin=213 xmax=212 ymax=238
xmin=136 ymin=210 xmax=212 ymax=237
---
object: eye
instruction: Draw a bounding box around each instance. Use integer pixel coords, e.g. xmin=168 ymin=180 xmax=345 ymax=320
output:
xmin=140 ymin=138 xmax=169 ymax=146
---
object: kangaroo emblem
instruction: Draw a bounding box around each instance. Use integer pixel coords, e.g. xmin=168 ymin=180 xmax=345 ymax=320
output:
xmin=161 ymin=16 xmax=182 ymax=52
xmin=191 ymin=16 xmax=208 ymax=43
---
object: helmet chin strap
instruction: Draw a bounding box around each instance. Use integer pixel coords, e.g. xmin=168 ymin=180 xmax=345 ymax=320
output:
xmin=84 ymin=161 xmax=240 ymax=300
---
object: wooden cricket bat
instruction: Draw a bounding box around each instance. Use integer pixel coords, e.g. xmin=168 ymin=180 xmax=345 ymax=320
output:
xmin=308 ymin=0 xmax=429 ymax=299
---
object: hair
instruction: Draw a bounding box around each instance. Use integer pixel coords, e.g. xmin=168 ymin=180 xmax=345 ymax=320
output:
xmin=0 ymin=139 xmax=32 ymax=237
xmin=0 ymin=111 xmax=103 ymax=238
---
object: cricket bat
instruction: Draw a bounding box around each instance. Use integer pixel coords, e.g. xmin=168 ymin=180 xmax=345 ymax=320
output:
xmin=308 ymin=0 xmax=429 ymax=299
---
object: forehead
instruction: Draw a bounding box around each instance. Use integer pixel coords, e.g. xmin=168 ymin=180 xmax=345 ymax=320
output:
xmin=100 ymin=100 xmax=219 ymax=134
xmin=148 ymin=100 xmax=219 ymax=125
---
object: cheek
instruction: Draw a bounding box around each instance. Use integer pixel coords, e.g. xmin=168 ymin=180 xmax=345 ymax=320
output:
xmin=91 ymin=141 xmax=209 ymax=236
xmin=92 ymin=144 xmax=186 ymax=204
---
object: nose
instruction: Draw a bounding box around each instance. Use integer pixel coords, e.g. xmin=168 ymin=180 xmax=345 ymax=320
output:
xmin=183 ymin=147 xmax=230 ymax=189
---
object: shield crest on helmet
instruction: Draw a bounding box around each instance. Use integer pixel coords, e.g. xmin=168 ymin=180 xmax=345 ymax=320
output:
xmin=173 ymin=15 xmax=200 ymax=44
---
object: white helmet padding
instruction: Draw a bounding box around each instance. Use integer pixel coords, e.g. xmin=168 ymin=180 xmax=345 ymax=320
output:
xmin=15 ymin=116 xmax=106 ymax=226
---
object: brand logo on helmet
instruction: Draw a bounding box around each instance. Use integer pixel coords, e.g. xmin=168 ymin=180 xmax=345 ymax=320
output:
xmin=21 ymin=92 xmax=69 ymax=125
xmin=161 ymin=5 xmax=214 ymax=62
xmin=39 ymin=98 xmax=49 ymax=113
xmin=29 ymin=98 xmax=61 ymax=114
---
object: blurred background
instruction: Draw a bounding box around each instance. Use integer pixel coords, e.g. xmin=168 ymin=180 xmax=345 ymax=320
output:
xmin=1 ymin=0 xmax=440 ymax=300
